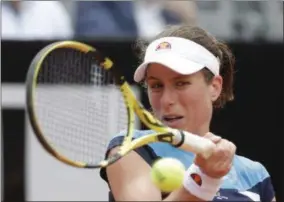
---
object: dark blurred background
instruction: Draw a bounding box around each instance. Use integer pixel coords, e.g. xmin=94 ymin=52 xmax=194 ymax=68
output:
xmin=1 ymin=1 xmax=283 ymax=201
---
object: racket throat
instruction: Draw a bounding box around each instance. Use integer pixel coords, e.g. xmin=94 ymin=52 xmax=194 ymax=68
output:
xmin=156 ymin=131 xmax=185 ymax=147
xmin=157 ymin=133 xmax=175 ymax=143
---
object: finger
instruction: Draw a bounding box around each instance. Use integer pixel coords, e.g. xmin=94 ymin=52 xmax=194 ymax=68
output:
xmin=194 ymin=135 xmax=223 ymax=165
xmin=195 ymin=139 xmax=236 ymax=178
xmin=229 ymin=141 xmax=237 ymax=154
xmin=211 ymin=135 xmax=222 ymax=144
xmin=219 ymin=140 xmax=236 ymax=159
xmin=203 ymin=140 xmax=233 ymax=167
xmin=213 ymin=141 xmax=235 ymax=169
xmin=218 ymin=160 xmax=233 ymax=174
xmin=204 ymin=132 xmax=222 ymax=143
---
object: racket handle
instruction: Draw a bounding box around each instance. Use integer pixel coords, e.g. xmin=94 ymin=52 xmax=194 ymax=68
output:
xmin=172 ymin=130 xmax=216 ymax=159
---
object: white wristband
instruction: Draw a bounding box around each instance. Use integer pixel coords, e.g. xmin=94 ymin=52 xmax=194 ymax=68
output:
xmin=183 ymin=164 xmax=223 ymax=201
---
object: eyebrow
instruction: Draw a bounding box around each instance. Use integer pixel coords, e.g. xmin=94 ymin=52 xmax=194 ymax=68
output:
xmin=146 ymin=75 xmax=191 ymax=81
xmin=146 ymin=76 xmax=159 ymax=81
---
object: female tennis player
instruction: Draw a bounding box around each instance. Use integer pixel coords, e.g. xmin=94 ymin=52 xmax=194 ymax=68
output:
xmin=100 ymin=25 xmax=276 ymax=201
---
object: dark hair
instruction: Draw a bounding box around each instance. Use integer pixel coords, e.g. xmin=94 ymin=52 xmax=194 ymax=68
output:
xmin=135 ymin=24 xmax=235 ymax=108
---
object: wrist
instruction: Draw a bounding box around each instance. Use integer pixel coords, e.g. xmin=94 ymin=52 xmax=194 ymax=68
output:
xmin=183 ymin=164 xmax=223 ymax=201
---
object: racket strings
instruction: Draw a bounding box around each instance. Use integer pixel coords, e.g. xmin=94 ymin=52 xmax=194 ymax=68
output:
xmin=34 ymin=48 xmax=128 ymax=164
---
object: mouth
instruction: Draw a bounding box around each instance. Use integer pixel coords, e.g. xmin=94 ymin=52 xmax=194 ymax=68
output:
xmin=162 ymin=115 xmax=184 ymax=127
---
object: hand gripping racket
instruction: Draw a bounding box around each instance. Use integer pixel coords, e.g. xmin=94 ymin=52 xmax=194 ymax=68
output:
xmin=26 ymin=41 xmax=216 ymax=169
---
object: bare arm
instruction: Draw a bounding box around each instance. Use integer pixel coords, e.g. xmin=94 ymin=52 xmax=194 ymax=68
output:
xmin=163 ymin=187 xmax=202 ymax=201
xmin=107 ymin=133 xmax=235 ymax=201
xmin=106 ymin=147 xmax=205 ymax=201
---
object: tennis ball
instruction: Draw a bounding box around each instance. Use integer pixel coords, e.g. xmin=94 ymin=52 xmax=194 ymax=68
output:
xmin=151 ymin=157 xmax=185 ymax=193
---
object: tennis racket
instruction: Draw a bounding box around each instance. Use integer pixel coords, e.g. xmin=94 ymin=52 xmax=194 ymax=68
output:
xmin=26 ymin=41 xmax=216 ymax=169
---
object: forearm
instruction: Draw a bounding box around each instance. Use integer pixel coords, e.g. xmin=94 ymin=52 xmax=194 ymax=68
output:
xmin=163 ymin=187 xmax=204 ymax=201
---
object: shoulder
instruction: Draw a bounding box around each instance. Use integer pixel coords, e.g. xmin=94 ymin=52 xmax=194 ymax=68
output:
xmin=234 ymin=154 xmax=270 ymax=183
xmin=109 ymin=129 xmax=158 ymax=153
xmin=218 ymin=155 xmax=275 ymax=201
xmin=112 ymin=129 xmax=175 ymax=152
xmin=110 ymin=129 xmax=194 ymax=166
xmin=233 ymin=155 xmax=275 ymax=201
xmin=113 ymin=129 xmax=154 ymax=140
xmin=101 ymin=130 xmax=160 ymax=183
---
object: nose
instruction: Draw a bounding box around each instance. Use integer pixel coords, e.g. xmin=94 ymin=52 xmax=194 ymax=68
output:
xmin=160 ymin=87 xmax=176 ymax=108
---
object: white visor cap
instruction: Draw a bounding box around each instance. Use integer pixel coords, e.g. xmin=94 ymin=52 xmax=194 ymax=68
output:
xmin=134 ymin=37 xmax=220 ymax=82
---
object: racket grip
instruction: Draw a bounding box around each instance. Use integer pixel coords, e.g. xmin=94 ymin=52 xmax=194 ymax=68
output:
xmin=172 ymin=130 xmax=216 ymax=159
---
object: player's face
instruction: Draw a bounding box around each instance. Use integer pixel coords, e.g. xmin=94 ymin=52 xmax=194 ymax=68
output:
xmin=145 ymin=63 xmax=222 ymax=135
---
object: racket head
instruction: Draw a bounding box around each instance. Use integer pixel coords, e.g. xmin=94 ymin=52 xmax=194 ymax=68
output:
xmin=26 ymin=41 xmax=135 ymax=168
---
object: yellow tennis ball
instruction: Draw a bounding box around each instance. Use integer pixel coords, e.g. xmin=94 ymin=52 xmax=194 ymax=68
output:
xmin=151 ymin=157 xmax=185 ymax=193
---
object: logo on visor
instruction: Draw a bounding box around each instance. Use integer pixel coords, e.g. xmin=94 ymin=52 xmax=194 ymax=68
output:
xmin=155 ymin=42 xmax=171 ymax=51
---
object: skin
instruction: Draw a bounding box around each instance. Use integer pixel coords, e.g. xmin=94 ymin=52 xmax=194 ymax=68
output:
xmin=145 ymin=64 xmax=234 ymax=179
xmin=106 ymin=63 xmax=275 ymax=201
xmin=145 ymin=63 xmax=222 ymax=136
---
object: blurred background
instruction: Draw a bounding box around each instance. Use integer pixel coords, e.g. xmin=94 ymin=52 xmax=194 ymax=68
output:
xmin=1 ymin=1 xmax=283 ymax=201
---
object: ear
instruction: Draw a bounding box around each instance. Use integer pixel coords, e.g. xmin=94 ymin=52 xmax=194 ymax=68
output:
xmin=209 ymin=76 xmax=223 ymax=101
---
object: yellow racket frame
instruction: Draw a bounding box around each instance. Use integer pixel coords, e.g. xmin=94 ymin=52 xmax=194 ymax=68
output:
xmin=26 ymin=41 xmax=173 ymax=169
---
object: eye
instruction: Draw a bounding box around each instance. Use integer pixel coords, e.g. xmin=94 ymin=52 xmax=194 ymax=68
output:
xmin=150 ymin=83 xmax=163 ymax=89
xmin=176 ymin=81 xmax=191 ymax=87
xmin=147 ymin=82 xmax=163 ymax=92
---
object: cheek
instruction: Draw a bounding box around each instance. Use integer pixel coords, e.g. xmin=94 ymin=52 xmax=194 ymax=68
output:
xmin=180 ymin=87 xmax=212 ymax=110
xmin=147 ymin=91 xmax=160 ymax=111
